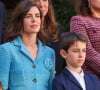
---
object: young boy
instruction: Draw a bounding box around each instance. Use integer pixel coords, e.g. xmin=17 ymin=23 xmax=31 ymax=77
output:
xmin=52 ymin=32 xmax=100 ymax=90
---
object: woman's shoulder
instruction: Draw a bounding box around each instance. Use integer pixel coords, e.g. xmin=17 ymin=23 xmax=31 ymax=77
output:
xmin=71 ymin=15 xmax=96 ymax=22
xmin=72 ymin=15 xmax=90 ymax=18
xmin=71 ymin=15 xmax=89 ymax=21
xmin=0 ymin=42 xmax=13 ymax=59
xmin=71 ymin=15 xmax=97 ymax=26
xmin=44 ymin=45 xmax=55 ymax=54
xmin=0 ymin=42 xmax=12 ymax=49
xmin=0 ymin=42 xmax=13 ymax=55
xmin=39 ymin=40 xmax=55 ymax=53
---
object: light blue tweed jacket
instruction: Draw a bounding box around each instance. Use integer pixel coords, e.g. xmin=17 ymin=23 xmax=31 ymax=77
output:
xmin=0 ymin=37 xmax=55 ymax=90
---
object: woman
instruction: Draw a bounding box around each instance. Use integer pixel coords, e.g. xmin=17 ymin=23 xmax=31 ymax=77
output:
xmin=70 ymin=0 xmax=100 ymax=79
xmin=29 ymin=0 xmax=65 ymax=76
xmin=0 ymin=1 xmax=55 ymax=90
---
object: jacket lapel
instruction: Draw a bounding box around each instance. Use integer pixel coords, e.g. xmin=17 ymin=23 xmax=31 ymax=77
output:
xmin=12 ymin=36 xmax=44 ymax=63
xmin=13 ymin=36 xmax=33 ymax=61
xmin=63 ymin=68 xmax=82 ymax=89
xmin=84 ymin=72 xmax=93 ymax=90
xmin=35 ymin=40 xmax=44 ymax=63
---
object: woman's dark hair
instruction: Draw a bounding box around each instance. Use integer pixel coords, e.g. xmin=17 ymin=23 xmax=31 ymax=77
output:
xmin=6 ymin=1 xmax=47 ymax=43
xmin=79 ymin=0 xmax=92 ymax=16
xmin=25 ymin=0 xmax=60 ymax=42
xmin=43 ymin=0 xmax=59 ymax=42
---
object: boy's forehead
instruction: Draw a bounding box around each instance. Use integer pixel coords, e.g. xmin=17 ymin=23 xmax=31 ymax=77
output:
xmin=70 ymin=41 xmax=86 ymax=48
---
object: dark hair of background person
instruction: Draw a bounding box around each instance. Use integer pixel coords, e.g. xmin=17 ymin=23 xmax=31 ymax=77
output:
xmin=79 ymin=0 xmax=92 ymax=16
xmin=59 ymin=32 xmax=87 ymax=52
xmin=42 ymin=0 xmax=60 ymax=42
xmin=6 ymin=1 xmax=47 ymax=44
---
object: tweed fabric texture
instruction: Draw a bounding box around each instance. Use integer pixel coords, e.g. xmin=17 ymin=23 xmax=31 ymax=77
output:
xmin=70 ymin=15 xmax=100 ymax=79
xmin=0 ymin=37 xmax=55 ymax=90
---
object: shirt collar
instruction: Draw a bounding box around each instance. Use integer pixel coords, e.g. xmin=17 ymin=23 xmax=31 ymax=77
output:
xmin=66 ymin=67 xmax=84 ymax=78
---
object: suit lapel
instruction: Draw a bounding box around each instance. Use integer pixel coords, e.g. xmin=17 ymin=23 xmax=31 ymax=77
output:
xmin=20 ymin=42 xmax=33 ymax=60
xmin=35 ymin=40 xmax=44 ymax=63
xmin=63 ymin=68 xmax=82 ymax=89
xmin=13 ymin=37 xmax=44 ymax=63
xmin=13 ymin=36 xmax=33 ymax=62
xmin=84 ymin=72 xmax=93 ymax=90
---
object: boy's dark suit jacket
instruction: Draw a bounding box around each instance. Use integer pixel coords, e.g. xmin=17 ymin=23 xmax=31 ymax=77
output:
xmin=53 ymin=68 xmax=100 ymax=90
xmin=0 ymin=1 xmax=7 ymax=44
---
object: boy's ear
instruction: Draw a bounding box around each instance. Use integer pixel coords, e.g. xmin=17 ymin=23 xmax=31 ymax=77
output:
xmin=60 ymin=49 xmax=67 ymax=59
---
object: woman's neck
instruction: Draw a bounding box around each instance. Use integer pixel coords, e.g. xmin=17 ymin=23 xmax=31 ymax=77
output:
xmin=42 ymin=17 xmax=45 ymax=28
xmin=21 ymin=34 xmax=37 ymax=48
xmin=91 ymin=8 xmax=100 ymax=18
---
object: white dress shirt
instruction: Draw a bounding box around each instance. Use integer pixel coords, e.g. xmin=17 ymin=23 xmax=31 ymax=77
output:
xmin=67 ymin=67 xmax=86 ymax=90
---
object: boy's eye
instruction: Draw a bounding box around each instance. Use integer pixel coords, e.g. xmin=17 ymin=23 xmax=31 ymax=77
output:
xmin=83 ymin=49 xmax=86 ymax=53
xmin=73 ymin=50 xmax=78 ymax=52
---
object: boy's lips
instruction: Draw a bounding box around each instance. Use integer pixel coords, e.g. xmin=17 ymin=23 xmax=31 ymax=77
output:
xmin=77 ymin=60 xmax=84 ymax=62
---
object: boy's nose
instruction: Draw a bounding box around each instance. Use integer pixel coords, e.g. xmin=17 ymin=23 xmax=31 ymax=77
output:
xmin=78 ymin=52 xmax=83 ymax=58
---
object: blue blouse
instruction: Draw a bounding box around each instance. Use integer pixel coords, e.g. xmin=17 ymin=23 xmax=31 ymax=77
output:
xmin=0 ymin=37 xmax=55 ymax=90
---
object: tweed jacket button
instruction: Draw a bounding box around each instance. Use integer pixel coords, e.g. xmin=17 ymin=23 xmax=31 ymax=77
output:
xmin=33 ymin=79 xmax=37 ymax=82
xmin=32 ymin=65 xmax=36 ymax=68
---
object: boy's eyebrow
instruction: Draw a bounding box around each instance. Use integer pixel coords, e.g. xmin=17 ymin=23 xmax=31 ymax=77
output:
xmin=71 ymin=48 xmax=86 ymax=50
xmin=71 ymin=48 xmax=79 ymax=50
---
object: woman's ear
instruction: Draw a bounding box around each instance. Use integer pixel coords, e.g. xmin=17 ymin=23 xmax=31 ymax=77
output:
xmin=60 ymin=49 xmax=67 ymax=59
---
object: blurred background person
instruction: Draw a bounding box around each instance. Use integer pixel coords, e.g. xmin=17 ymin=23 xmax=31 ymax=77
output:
xmin=70 ymin=0 xmax=100 ymax=79
xmin=0 ymin=0 xmax=7 ymax=44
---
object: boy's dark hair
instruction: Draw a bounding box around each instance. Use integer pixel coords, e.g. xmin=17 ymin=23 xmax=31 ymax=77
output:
xmin=59 ymin=32 xmax=87 ymax=52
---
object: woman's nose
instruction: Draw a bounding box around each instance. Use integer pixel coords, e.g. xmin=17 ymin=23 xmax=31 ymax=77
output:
xmin=38 ymin=1 xmax=44 ymax=7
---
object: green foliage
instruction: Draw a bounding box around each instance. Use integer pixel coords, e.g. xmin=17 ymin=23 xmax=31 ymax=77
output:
xmin=51 ymin=0 xmax=76 ymax=32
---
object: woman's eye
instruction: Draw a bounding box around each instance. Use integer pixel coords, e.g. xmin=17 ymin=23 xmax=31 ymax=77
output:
xmin=32 ymin=0 xmax=38 ymax=2
xmin=25 ymin=16 xmax=32 ymax=19
xmin=36 ymin=15 xmax=40 ymax=17
xmin=25 ymin=16 xmax=30 ymax=18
